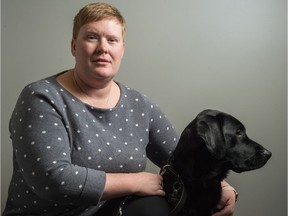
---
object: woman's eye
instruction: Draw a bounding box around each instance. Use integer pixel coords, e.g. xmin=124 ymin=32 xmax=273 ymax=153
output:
xmin=87 ymin=35 xmax=98 ymax=40
xmin=108 ymin=38 xmax=117 ymax=43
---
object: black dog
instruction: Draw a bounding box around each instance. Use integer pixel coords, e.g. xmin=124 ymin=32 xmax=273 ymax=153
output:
xmin=162 ymin=109 xmax=271 ymax=216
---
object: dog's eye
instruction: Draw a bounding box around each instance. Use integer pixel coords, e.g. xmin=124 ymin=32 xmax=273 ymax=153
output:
xmin=236 ymin=129 xmax=242 ymax=136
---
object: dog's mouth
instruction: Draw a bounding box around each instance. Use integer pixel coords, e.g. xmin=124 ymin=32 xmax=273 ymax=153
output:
xmin=230 ymin=149 xmax=272 ymax=173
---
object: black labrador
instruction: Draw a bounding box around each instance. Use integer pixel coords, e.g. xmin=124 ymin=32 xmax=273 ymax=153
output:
xmin=162 ymin=109 xmax=271 ymax=216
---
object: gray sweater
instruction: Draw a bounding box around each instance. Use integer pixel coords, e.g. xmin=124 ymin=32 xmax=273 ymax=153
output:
xmin=3 ymin=73 xmax=179 ymax=215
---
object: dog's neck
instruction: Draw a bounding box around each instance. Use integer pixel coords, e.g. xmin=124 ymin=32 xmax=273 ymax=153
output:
xmin=172 ymin=135 xmax=229 ymax=184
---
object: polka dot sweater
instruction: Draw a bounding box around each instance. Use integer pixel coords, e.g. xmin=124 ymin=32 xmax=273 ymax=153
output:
xmin=3 ymin=73 xmax=179 ymax=215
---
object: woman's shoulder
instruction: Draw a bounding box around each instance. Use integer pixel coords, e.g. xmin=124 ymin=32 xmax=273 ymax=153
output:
xmin=118 ymin=82 xmax=152 ymax=102
xmin=21 ymin=72 xmax=63 ymax=94
xmin=117 ymin=82 xmax=160 ymax=112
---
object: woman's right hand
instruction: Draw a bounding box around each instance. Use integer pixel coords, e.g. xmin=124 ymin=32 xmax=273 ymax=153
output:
xmin=101 ymin=172 xmax=165 ymax=200
xmin=132 ymin=172 xmax=165 ymax=197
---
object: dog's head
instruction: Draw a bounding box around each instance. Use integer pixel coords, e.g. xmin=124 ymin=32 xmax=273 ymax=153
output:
xmin=195 ymin=109 xmax=272 ymax=173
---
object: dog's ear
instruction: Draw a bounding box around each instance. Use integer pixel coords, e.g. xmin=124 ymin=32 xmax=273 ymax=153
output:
xmin=196 ymin=116 xmax=226 ymax=159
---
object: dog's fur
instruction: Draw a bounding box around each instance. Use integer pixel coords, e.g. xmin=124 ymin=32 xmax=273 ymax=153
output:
xmin=168 ymin=109 xmax=271 ymax=216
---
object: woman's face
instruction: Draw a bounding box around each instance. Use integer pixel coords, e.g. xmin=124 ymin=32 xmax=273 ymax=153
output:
xmin=71 ymin=19 xmax=125 ymax=83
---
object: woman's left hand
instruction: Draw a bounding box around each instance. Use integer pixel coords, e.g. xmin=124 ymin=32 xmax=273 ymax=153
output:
xmin=211 ymin=189 xmax=236 ymax=216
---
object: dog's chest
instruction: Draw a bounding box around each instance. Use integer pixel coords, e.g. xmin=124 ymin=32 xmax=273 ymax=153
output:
xmin=180 ymin=182 xmax=222 ymax=216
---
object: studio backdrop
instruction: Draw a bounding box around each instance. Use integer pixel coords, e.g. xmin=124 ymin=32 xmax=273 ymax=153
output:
xmin=1 ymin=0 xmax=287 ymax=215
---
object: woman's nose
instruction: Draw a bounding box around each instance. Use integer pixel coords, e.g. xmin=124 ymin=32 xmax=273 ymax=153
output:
xmin=96 ymin=39 xmax=108 ymax=54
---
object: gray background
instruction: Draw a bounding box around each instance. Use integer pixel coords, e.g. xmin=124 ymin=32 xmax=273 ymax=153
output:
xmin=1 ymin=0 xmax=287 ymax=215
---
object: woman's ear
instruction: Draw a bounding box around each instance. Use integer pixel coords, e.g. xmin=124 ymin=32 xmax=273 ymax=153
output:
xmin=121 ymin=42 xmax=125 ymax=59
xmin=71 ymin=38 xmax=76 ymax=57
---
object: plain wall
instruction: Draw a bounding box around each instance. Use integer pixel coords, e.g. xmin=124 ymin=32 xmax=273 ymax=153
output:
xmin=1 ymin=0 xmax=287 ymax=215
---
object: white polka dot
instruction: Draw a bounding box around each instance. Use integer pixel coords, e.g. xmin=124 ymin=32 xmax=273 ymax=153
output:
xmin=61 ymin=181 xmax=65 ymax=185
xmin=75 ymin=171 xmax=79 ymax=175
xmin=79 ymin=185 xmax=83 ymax=189
xmin=88 ymin=156 xmax=92 ymax=160
xmin=46 ymin=146 xmax=51 ymax=149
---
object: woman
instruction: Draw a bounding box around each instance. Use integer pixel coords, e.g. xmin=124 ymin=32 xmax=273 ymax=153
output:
xmin=3 ymin=3 xmax=236 ymax=216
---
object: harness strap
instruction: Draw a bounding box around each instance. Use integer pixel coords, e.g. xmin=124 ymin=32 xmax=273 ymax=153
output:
xmin=160 ymin=161 xmax=187 ymax=216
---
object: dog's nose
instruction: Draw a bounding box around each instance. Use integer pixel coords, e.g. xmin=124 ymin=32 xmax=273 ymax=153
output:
xmin=263 ymin=149 xmax=272 ymax=159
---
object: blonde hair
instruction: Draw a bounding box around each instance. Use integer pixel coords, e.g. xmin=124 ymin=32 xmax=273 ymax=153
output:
xmin=73 ymin=2 xmax=126 ymax=40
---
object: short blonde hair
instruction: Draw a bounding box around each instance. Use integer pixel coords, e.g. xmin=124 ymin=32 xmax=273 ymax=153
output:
xmin=73 ymin=2 xmax=126 ymax=40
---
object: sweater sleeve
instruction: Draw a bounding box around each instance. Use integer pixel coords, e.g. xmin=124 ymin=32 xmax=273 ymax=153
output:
xmin=144 ymin=96 xmax=179 ymax=167
xmin=9 ymin=82 xmax=106 ymax=205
